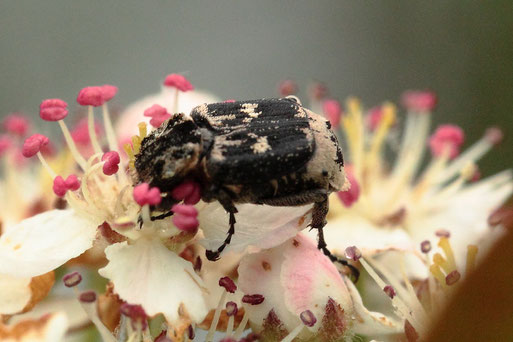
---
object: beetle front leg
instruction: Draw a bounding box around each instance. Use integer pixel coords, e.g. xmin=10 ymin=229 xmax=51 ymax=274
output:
xmin=312 ymin=198 xmax=360 ymax=283
xmin=205 ymin=190 xmax=238 ymax=261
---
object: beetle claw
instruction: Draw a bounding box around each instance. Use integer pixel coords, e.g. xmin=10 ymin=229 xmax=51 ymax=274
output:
xmin=205 ymin=249 xmax=220 ymax=261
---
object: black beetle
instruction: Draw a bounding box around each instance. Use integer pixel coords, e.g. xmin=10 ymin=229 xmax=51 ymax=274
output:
xmin=134 ymin=97 xmax=358 ymax=280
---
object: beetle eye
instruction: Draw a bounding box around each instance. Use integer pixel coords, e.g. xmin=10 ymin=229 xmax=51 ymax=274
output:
xmin=285 ymin=95 xmax=302 ymax=105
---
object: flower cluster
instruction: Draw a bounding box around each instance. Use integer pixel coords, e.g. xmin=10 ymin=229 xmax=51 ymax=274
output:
xmin=0 ymin=77 xmax=510 ymax=342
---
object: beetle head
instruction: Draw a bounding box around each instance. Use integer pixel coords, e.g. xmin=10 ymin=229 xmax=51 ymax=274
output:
xmin=134 ymin=113 xmax=202 ymax=197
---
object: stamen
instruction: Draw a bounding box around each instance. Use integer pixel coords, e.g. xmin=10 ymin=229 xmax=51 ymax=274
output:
xmin=360 ymin=257 xmax=422 ymax=333
xmin=102 ymin=151 xmax=121 ymax=176
xmin=445 ymin=270 xmax=461 ymax=286
xmin=344 ymin=246 xmax=362 ymax=261
xmin=300 ymin=309 xmax=317 ymax=327
xmin=242 ymin=294 xmax=265 ymax=305
xmin=278 ymin=80 xmax=298 ymax=97
xmin=337 ymin=169 xmax=360 ymax=207
xmin=100 ymin=85 xmax=120 ymax=152
xmin=62 ymin=271 xmax=82 ymax=287
xmin=3 ymin=113 xmax=30 ymax=137
xmin=420 ymin=240 xmax=432 ymax=253
xmin=144 ymin=104 xmax=171 ymax=128
xmin=163 ymin=74 xmax=194 ymax=92
xmin=133 ymin=183 xmax=162 ymax=207
xmin=383 ymin=285 xmax=396 ymax=299
xmin=88 ymin=105 xmax=103 ymax=154
xmin=465 ymin=245 xmax=478 ymax=275
xmin=79 ymin=291 xmax=97 ymax=303
xmin=342 ymin=98 xmax=364 ymax=178
xmin=76 ymin=289 xmax=117 ymax=342
xmin=171 ymin=204 xmax=199 ymax=233
xmin=53 ymin=174 xmax=80 ymax=197
xmin=436 ymin=127 xmax=503 ymax=184
xmin=171 ymin=180 xmax=202 ymax=205
xmin=219 ymin=276 xmax=237 ymax=293
xmin=367 ymin=102 xmax=396 ymax=166
xmin=58 ymin=120 xmax=88 ymax=170
xmin=428 ymin=125 xmax=465 ymax=160
xmin=233 ymin=310 xmax=249 ymax=339
xmin=22 ymin=134 xmax=49 ymax=158
xmin=281 ymin=325 xmax=304 ymax=342
xmin=429 ymin=264 xmax=448 ymax=289
xmin=225 ymin=301 xmax=238 ymax=337
xmin=438 ymin=237 xmax=456 ymax=272
xmin=401 ymin=90 xmax=437 ymax=113
xmin=206 ymin=288 xmax=228 ymax=342
xmin=120 ymin=303 xmax=148 ymax=330
xmin=433 ymin=253 xmax=451 ymax=274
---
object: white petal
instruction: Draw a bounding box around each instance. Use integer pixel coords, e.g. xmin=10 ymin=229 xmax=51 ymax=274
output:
xmin=238 ymin=241 xmax=296 ymax=331
xmin=309 ymin=214 xmax=414 ymax=255
xmin=0 ymin=210 xmax=97 ymax=277
xmin=10 ymin=296 xmax=88 ymax=330
xmin=343 ymin=277 xmax=401 ymax=336
xmin=409 ymin=171 xmax=513 ymax=265
xmin=0 ymin=274 xmax=31 ymax=315
xmin=199 ymin=202 xmax=312 ymax=252
xmin=0 ymin=312 xmax=68 ymax=342
xmin=98 ymin=238 xmax=208 ymax=324
xmin=281 ymin=234 xmax=354 ymax=331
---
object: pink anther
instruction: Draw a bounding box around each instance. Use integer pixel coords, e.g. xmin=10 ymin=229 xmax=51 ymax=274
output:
xmin=3 ymin=114 xmax=30 ymax=136
xmin=429 ymin=124 xmax=465 ymax=159
xmin=40 ymin=98 xmax=69 ymax=121
xmin=133 ymin=183 xmax=162 ymax=206
xmin=101 ymin=151 xmax=120 ymax=176
xmin=143 ymin=104 xmax=171 ymax=128
xmin=22 ymin=134 xmax=49 ymax=158
xmin=322 ymin=99 xmax=342 ymax=128
xmin=163 ymin=74 xmax=194 ymax=92
xmin=401 ymin=90 xmax=437 ymax=112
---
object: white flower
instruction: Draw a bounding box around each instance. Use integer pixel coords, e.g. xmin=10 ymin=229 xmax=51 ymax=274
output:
xmin=0 ymin=83 xmax=211 ymax=328
xmin=310 ymin=95 xmax=512 ymax=276
xmin=237 ymin=233 xmax=400 ymax=341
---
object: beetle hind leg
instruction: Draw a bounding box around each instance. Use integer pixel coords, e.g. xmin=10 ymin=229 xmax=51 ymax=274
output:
xmin=205 ymin=193 xmax=238 ymax=261
xmin=312 ymin=198 xmax=360 ymax=283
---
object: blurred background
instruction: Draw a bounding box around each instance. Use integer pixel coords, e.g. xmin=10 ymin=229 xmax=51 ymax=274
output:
xmin=0 ymin=1 xmax=511 ymax=175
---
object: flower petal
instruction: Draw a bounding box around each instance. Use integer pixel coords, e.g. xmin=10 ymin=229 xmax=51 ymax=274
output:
xmin=409 ymin=171 xmax=513 ymax=264
xmin=98 ymin=238 xmax=208 ymax=324
xmin=0 ymin=209 xmax=97 ymax=277
xmin=0 ymin=312 xmax=68 ymax=342
xmin=199 ymin=202 xmax=312 ymax=252
xmin=311 ymin=214 xmax=414 ymax=255
xmin=0 ymin=274 xmax=31 ymax=315
xmin=281 ymin=234 xmax=354 ymax=329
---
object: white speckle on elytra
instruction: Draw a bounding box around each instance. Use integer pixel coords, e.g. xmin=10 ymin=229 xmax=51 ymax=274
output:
xmin=251 ymin=136 xmax=271 ymax=154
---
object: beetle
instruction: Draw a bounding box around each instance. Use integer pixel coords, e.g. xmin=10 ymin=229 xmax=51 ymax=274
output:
xmin=134 ymin=97 xmax=359 ymax=280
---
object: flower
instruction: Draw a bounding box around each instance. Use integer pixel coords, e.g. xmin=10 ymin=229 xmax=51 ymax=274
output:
xmin=237 ymin=233 xmax=400 ymax=341
xmin=309 ymin=93 xmax=512 ymax=277
xmin=359 ymin=233 xmax=482 ymax=340
xmin=0 ymin=78 xmax=211 ymax=331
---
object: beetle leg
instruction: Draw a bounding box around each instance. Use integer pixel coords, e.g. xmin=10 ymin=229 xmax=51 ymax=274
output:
xmin=205 ymin=190 xmax=238 ymax=261
xmin=150 ymin=211 xmax=174 ymax=221
xmin=312 ymin=198 xmax=360 ymax=283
